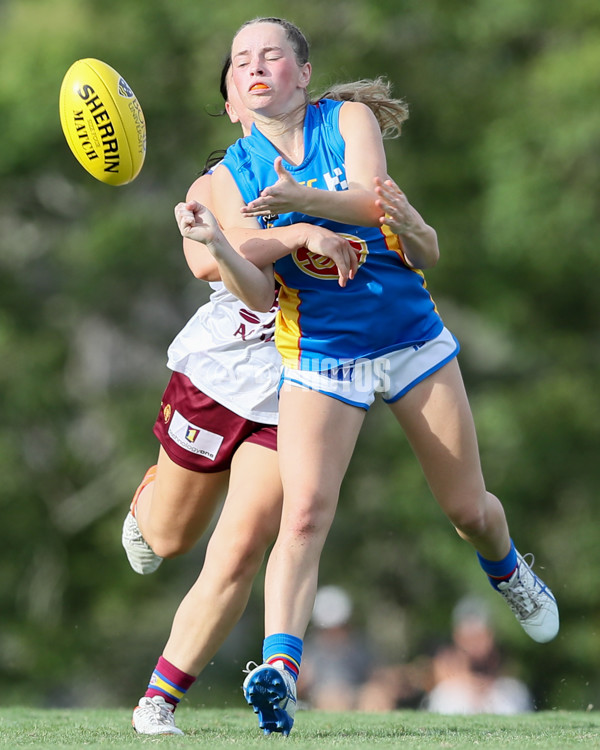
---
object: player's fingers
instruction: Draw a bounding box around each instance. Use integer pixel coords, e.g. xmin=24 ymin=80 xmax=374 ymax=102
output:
xmin=349 ymin=244 xmax=359 ymax=278
xmin=335 ymin=247 xmax=354 ymax=288
xmin=241 ymin=205 xmax=273 ymax=217
xmin=243 ymin=196 xmax=265 ymax=210
xmin=337 ymin=264 xmax=348 ymax=287
xmin=273 ymin=156 xmax=289 ymax=179
xmin=384 ymin=176 xmax=402 ymax=193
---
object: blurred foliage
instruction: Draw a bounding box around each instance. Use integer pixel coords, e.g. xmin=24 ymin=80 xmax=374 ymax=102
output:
xmin=1 ymin=0 xmax=599 ymax=713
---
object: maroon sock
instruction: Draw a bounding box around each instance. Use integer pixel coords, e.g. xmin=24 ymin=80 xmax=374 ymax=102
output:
xmin=145 ymin=655 xmax=196 ymax=708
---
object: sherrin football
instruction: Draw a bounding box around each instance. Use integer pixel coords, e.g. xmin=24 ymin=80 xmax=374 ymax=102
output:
xmin=59 ymin=58 xmax=146 ymax=186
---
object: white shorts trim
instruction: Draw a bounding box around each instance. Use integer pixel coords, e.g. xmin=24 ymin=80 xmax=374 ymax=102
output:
xmin=279 ymin=327 xmax=460 ymax=410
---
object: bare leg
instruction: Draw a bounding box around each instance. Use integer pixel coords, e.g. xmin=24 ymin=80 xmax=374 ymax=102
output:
xmin=264 ymin=387 xmax=366 ymax=638
xmin=135 ymin=446 xmax=228 ymax=559
xmin=388 ymin=358 xmax=511 ymax=560
xmin=163 ymin=442 xmax=282 ymax=674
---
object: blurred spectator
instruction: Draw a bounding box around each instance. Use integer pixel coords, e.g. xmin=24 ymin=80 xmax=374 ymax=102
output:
xmin=423 ymin=596 xmax=533 ymax=715
xmin=299 ymin=590 xmax=533 ymax=715
xmin=357 ymin=655 xmax=430 ymax=712
xmin=297 ymin=586 xmax=375 ymax=710
xmin=359 ymin=595 xmax=533 ymax=714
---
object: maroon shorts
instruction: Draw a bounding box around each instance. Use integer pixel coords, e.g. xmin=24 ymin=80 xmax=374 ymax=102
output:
xmin=153 ymin=371 xmax=277 ymax=473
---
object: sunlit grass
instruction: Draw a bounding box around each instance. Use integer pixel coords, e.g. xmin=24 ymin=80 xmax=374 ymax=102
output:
xmin=0 ymin=707 xmax=598 ymax=749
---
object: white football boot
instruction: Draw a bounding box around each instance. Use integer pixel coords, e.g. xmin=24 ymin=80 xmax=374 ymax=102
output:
xmin=132 ymin=695 xmax=183 ymax=735
xmin=243 ymin=660 xmax=297 ymax=735
xmin=121 ymin=511 xmax=163 ymax=575
xmin=497 ymin=551 xmax=559 ymax=643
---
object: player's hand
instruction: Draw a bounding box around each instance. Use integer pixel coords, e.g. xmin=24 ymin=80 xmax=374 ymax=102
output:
xmin=374 ymin=176 xmax=420 ymax=235
xmin=241 ymin=157 xmax=305 ymax=217
xmin=174 ymin=200 xmax=223 ymax=246
xmin=303 ymin=227 xmax=359 ymax=287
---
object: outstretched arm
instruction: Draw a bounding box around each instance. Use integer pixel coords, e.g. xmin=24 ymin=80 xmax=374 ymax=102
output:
xmin=181 ymin=174 xmax=357 ymax=286
xmin=230 ymin=223 xmax=358 ymax=286
xmin=241 ymin=102 xmax=386 ymax=227
xmin=181 ymin=174 xmax=222 ymax=281
xmin=374 ymin=176 xmax=439 ymax=269
xmin=174 ymin=200 xmax=275 ymax=312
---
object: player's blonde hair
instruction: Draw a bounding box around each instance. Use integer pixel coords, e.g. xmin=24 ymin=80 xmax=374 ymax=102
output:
xmin=231 ymin=20 xmax=407 ymax=138
xmin=314 ymin=77 xmax=409 ymax=139
xmin=236 ymin=17 xmax=310 ymax=66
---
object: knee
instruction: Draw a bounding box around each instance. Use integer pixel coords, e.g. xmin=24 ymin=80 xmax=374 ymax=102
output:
xmin=207 ymin=528 xmax=273 ymax=583
xmin=447 ymin=493 xmax=494 ymax=540
xmin=281 ymin=491 xmax=334 ymax=544
xmin=146 ymin=531 xmax=195 ymax=560
xmin=229 ymin=539 xmax=268 ymax=581
xmin=451 ymin=507 xmax=489 ymax=539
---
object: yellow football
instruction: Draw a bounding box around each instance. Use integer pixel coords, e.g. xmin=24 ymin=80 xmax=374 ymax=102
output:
xmin=59 ymin=58 xmax=146 ymax=186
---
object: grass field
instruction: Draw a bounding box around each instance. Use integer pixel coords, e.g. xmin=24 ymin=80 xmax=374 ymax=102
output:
xmin=0 ymin=708 xmax=598 ymax=749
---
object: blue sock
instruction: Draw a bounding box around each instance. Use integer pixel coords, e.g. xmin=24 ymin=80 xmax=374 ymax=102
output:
xmin=263 ymin=633 xmax=303 ymax=682
xmin=477 ymin=540 xmax=518 ymax=589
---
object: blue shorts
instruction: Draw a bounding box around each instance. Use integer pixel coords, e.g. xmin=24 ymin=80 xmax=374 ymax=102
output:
xmin=279 ymin=327 xmax=459 ymax=410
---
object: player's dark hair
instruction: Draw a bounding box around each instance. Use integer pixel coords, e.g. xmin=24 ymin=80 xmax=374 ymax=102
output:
xmin=207 ymin=54 xmax=232 ymax=121
xmin=219 ymin=54 xmax=231 ymax=102
xmin=200 ymin=56 xmax=231 ymax=174
xmin=200 ymin=149 xmax=226 ymax=176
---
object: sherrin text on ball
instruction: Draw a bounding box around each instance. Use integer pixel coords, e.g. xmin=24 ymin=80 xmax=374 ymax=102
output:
xmin=59 ymin=58 xmax=146 ymax=186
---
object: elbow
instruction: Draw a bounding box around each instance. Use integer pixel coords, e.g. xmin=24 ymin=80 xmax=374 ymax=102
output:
xmin=418 ymin=246 xmax=440 ymax=270
xmin=406 ymin=228 xmax=440 ymax=270
xmin=424 ymin=230 xmax=441 ymax=269
xmin=247 ymin=294 xmax=275 ymax=313
xmin=183 ymin=242 xmax=220 ymax=281
xmin=187 ymin=260 xmax=206 ymax=279
xmin=187 ymin=261 xmax=220 ymax=281
xmin=226 ymin=279 xmax=275 ymax=313
xmin=190 ymin=264 xmax=220 ymax=281
xmin=407 ymin=250 xmax=439 ymax=271
xmin=243 ymin=283 xmax=276 ymax=313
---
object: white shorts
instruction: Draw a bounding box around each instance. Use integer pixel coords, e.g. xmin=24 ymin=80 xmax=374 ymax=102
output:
xmin=279 ymin=327 xmax=459 ymax=410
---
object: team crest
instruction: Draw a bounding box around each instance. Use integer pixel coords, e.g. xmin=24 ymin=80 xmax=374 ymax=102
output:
xmin=118 ymin=77 xmax=135 ymax=98
xmin=163 ymin=403 xmax=172 ymax=423
xmin=292 ymin=233 xmax=368 ymax=279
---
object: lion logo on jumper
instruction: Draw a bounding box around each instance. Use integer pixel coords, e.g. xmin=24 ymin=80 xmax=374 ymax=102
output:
xmin=292 ymin=233 xmax=368 ymax=279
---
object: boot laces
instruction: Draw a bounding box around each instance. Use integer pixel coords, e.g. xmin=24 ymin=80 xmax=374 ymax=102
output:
xmin=243 ymin=660 xmax=260 ymax=675
xmin=500 ymin=553 xmax=544 ymax=618
xmin=144 ymin=696 xmax=175 ymax=724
